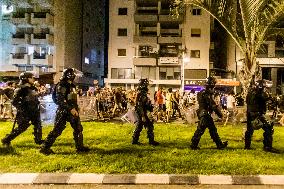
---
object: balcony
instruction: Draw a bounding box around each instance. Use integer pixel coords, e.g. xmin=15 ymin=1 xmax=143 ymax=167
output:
xmin=160 ymin=29 xmax=181 ymax=36
xmin=159 ymin=15 xmax=183 ymax=23
xmin=11 ymin=13 xmax=30 ymax=25
xmin=133 ymin=36 xmax=157 ymax=44
xmin=31 ymin=0 xmax=54 ymax=8
xmin=134 ymin=13 xmax=158 ymax=24
xmin=12 ymin=34 xmax=30 ymax=44
xmin=133 ymin=57 xmax=156 ymax=66
xmin=30 ymin=55 xmax=53 ymax=66
xmin=158 ymin=36 xmax=182 ymax=44
xmin=31 ymin=33 xmax=54 ymax=45
xmin=10 ymin=54 xmax=28 ymax=65
xmin=31 ymin=12 xmax=54 ymax=26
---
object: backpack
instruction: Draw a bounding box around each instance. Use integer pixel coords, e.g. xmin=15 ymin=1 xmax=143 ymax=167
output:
xmin=52 ymin=83 xmax=58 ymax=105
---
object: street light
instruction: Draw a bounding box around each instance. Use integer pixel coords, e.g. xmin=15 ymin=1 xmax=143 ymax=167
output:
xmin=181 ymin=51 xmax=190 ymax=93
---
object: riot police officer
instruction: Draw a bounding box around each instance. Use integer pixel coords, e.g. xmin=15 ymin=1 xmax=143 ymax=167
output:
xmin=190 ymin=76 xmax=228 ymax=150
xmin=1 ymin=72 xmax=43 ymax=146
xmin=245 ymin=79 xmax=278 ymax=153
xmin=132 ymin=79 xmax=159 ymax=145
xmin=40 ymin=68 xmax=90 ymax=155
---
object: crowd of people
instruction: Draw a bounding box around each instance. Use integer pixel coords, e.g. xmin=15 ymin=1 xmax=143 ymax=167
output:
xmin=0 ymin=69 xmax=282 ymax=154
xmin=0 ymin=80 xmax=49 ymax=119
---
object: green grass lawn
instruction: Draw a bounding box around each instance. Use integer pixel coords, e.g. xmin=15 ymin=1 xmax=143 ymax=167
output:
xmin=0 ymin=121 xmax=284 ymax=174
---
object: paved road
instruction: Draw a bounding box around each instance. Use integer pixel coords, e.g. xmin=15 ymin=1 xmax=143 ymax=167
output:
xmin=0 ymin=185 xmax=283 ymax=189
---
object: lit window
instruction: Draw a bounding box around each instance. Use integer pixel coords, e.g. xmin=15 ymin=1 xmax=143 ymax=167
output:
xmin=191 ymin=50 xmax=200 ymax=58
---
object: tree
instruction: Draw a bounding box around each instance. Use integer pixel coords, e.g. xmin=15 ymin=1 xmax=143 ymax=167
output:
xmin=171 ymin=0 xmax=284 ymax=97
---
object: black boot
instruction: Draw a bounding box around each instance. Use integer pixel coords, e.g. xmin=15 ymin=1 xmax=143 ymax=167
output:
xmin=1 ymin=138 xmax=11 ymax=147
xmin=217 ymin=141 xmax=228 ymax=149
xmin=263 ymin=146 xmax=280 ymax=153
xmin=190 ymin=144 xmax=200 ymax=150
xmin=77 ymin=146 xmax=90 ymax=153
xmin=39 ymin=147 xmax=55 ymax=155
xmin=149 ymin=141 xmax=159 ymax=146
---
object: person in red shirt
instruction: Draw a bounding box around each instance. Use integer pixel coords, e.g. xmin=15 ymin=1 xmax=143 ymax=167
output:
xmin=156 ymin=87 xmax=164 ymax=122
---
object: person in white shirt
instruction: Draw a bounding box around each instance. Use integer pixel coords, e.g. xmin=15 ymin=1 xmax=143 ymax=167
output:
xmin=226 ymin=90 xmax=236 ymax=122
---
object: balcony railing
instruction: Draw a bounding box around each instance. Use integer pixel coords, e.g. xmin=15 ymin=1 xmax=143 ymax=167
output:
xmin=133 ymin=57 xmax=156 ymax=66
xmin=12 ymin=13 xmax=30 ymax=25
xmin=31 ymin=12 xmax=54 ymax=25
xmin=12 ymin=34 xmax=30 ymax=44
xmin=10 ymin=54 xmax=28 ymax=65
xmin=30 ymin=55 xmax=53 ymax=66
xmin=133 ymin=36 xmax=157 ymax=44
xmin=158 ymin=36 xmax=182 ymax=44
xmin=159 ymin=15 xmax=183 ymax=23
xmin=31 ymin=34 xmax=53 ymax=45
xmin=134 ymin=13 xmax=158 ymax=23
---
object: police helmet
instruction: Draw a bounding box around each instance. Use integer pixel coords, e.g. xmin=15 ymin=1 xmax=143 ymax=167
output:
xmin=255 ymin=79 xmax=265 ymax=89
xmin=62 ymin=68 xmax=76 ymax=81
xmin=19 ymin=72 xmax=34 ymax=84
xmin=205 ymin=76 xmax=217 ymax=87
xmin=137 ymin=78 xmax=149 ymax=91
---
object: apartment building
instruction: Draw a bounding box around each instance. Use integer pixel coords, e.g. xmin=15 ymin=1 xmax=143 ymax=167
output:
xmin=0 ymin=1 xmax=55 ymax=83
xmin=82 ymin=0 xmax=107 ymax=87
xmin=0 ymin=0 xmax=106 ymax=86
xmin=106 ymin=0 xmax=211 ymax=93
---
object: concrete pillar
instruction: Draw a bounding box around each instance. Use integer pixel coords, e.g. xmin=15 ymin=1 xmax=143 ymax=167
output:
xmin=271 ymin=67 xmax=277 ymax=94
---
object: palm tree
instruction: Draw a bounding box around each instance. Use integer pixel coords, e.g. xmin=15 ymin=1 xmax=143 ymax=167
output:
xmin=171 ymin=0 xmax=284 ymax=97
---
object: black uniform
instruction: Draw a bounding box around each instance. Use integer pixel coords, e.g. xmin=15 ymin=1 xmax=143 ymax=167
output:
xmin=190 ymin=76 xmax=227 ymax=149
xmin=40 ymin=68 xmax=89 ymax=154
xmin=1 ymin=76 xmax=42 ymax=146
xmin=132 ymin=79 xmax=159 ymax=145
xmin=245 ymin=81 xmax=275 ymax=151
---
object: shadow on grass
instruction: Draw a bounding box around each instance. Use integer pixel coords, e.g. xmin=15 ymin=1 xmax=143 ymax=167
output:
xmin=0 ymin=147 xmax=18 ymax=155
xmin=52 ymin=146 xmax=158 ymax=155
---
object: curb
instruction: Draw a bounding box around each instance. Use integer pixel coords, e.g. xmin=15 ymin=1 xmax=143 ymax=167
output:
xmin=0 ymin=174 xmax=284 ymax=185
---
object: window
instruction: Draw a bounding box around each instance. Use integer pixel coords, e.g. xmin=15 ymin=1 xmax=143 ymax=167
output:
xmin=118 ymin=8 xmax=127 ymax=15
xmin=118 ymin=49 xmax=126 ymax=56
xmin=190 ymin=50 xmax=200 ymax=58
xmin=18 ymin=66 xmax=33 ymax=72
xmin=159 ymin=67 xmax=180 ymax=80
xmin=191 ymin=28 xmax=201 ymax=37
xmin=192 ymin=8 xmax=201 ymax=15
xmin=135 ymin=66 xmax=156 ymax=80
xmin=111 ymin=68 xmax=132 ymax=79
xmin=139 ymin=46 xmax=153 ymax=57
xmin=118 ymin=28 xmax=127 ymax=36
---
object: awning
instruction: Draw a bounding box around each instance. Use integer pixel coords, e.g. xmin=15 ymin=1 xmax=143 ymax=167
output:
xmin=216 ymin=79 xmax=240 ymax=86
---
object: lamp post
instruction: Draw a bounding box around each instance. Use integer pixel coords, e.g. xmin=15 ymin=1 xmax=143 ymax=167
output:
xmin=181 ymin=50 xmax=190 ymax=93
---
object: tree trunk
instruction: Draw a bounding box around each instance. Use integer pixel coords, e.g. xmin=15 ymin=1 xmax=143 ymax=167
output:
xmin=238 ymin=58 xmax=259 ymax=99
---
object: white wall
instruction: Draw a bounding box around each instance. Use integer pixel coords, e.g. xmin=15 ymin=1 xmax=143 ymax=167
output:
xmin=183 ymin=6 xmax=210 ymax=74
xmin=108 ymin=0 xmax=135 ymax=78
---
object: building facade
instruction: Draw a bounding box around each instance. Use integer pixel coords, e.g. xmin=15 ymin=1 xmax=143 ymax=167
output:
xmin=81 ymin=0 xmax=107 ymax=87
xmin=0 ymin=0 xmax=107 ymax=86
xmin=226 ymin=16 xmax=284 ymax=94
xmin=0 ymin=0 xmax=55 ymax=83
xmin=106 ymin=0 xmax=211 ymax=94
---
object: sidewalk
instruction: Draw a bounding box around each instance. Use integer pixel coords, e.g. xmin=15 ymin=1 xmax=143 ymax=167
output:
xmin=0 ymin=174 xmax=284 ymax=185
